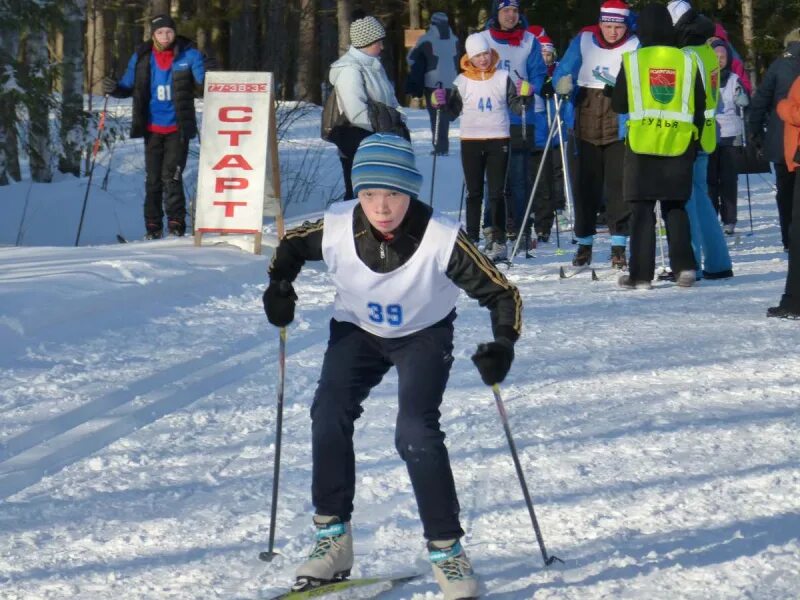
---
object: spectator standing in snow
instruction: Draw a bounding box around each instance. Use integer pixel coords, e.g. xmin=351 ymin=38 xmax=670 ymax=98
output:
xmin=552 ymin=0 xmax=640 ymax=270
xmin=103 ymin=14 xmax=205 ymax=239
xmin=748 ymin=28 xmax=800 ymax=252
xmin=479 ymin=0 xmax=547 ymax=248
xmin=406 ymin=12 xmax=461 ymax=156
xmin=611 ymin=2 xmax=705 ymax=289
xmin=768 ymin=78 xmax=800 ymax=319
xmin=707 ymin=38 xmax=749 ymax=235
xmin=434 ymin=33 xmax=533 ymax=262
xmin=670 ymin=0 xmax=734 ymax=280
xmin=328 ymin=11 xmax=407 ymax=200
xmin=263 ymin=132 xmax=522 ymax=598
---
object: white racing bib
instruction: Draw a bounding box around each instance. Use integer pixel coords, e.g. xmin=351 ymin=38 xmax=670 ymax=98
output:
xmin=577 ymin=31 xmax=639 ymax=89
xmin=321 ymin=200 xmax=461 ymax=338
xmin=455 ymin=71 xmax=511 ymax=139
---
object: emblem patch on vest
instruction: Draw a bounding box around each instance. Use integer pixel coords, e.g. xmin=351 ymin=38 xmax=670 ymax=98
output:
xmin=649 ymin=68 xmax=676 ymax=104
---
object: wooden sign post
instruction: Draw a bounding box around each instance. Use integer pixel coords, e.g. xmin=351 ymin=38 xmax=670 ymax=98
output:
xmin=194 ymin=72 xmax=282 ymax=254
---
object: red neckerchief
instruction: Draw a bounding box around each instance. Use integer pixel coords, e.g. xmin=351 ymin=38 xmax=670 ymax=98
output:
xmin=491 ymin=26 xmax=525 ymax=47
xmin=152 ymin=46 xmax=175 ymax=71
xmin=547 ymin=63 xmax=556 ymax=77
xmin=580 ymin=25 xmax=632 ymax=50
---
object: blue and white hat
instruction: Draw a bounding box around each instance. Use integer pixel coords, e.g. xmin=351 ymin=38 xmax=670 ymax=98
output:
xmin=497 ymin=0 xmax=520 ymax=10
xmin=352 ymin=133 xmax=423 ymax=198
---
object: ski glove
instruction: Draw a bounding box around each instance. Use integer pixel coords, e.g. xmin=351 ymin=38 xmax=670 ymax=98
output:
xmin=263 ymin=280 xmax=297 ymax=327
xmin=734 ymin=89 xmax=750 ymax=108
xmin=555 ymin=74 xmax=573 ymax=96
xmin=516 ymin=79 xmax=534 ymax=97
xmin=431 ymin=88 xmax=447 ymax=108
xmin=102 ymin=76 xmax=117 ymax=95
xmin=540 ymin=80 xmax=555 ymax=99
xmin=471 ymin=338 xmax=514 ymax=386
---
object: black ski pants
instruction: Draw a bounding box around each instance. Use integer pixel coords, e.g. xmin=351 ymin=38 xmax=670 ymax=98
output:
xmin=461 ymin=138 xmax=508 ymax=242
xmin=629 ymin=200 xmax=695 ymax=282
xmin=530 ymin=147 xmax=564 ymax=237
xmin=574 ymin=139 xmax=628 ymax=238
xmin=144 ymin=131 xmax=189 ymax=230
xmin=311 ymin=316 xmax=464 ymax=542
xmin=778 ymin=171 xmax=800 ymax=311
xmin=774 ymin=162 xmax=795 ymax=249
xmin=707 ymin=144 xmax=739 ymax=226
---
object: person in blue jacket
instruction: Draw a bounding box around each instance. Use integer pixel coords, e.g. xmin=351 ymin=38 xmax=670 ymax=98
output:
xmin=104 ymin=14 xmax=205 ymax=239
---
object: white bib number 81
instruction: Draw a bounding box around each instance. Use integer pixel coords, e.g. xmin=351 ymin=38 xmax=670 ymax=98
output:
xmin=156 ymin=84 xmax=172 ymax=101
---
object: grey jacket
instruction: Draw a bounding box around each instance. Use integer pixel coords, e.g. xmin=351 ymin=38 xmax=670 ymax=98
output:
xmin=329 ymin=46 xmax=404 ymax=132
xmin=748 ymin=42 xmax=800 ymax=164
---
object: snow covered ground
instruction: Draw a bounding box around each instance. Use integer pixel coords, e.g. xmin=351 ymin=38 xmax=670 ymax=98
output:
xmin=1 ymin=103 xmax=799 ymax=599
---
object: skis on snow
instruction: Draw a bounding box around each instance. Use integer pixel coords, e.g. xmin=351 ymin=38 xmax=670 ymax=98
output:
xmin=559 ymin=265 xmax=598 ymax=280
xmin=264 ymin=572 xmax=423 ymax=599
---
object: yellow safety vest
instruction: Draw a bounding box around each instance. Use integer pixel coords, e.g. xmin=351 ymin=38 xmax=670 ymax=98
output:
xmin=623 ymin=46 xmax=698 ymax=157
xmin=684 ymin=43 xmax=719 ymax=153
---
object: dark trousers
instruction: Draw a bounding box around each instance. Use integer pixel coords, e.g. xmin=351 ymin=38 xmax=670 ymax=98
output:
xmin=774 ymin=162 xmax=795 ymax=249
xmin=629 ymin=200 xmax=695 ymax=282
xmin=575 ymin=139 xmax=628 ymax=238
xmin=461 ymin=138 xmax=509 ymax=242
xmin=530 ymin=147 xmax=564 ymax=237
xmin=311 ymin=317 xmax=463 ymax=541
xmin=425 ymin=87 xmax=450 ymax=154
xmin=707 ymin=144 xmax=739 ymax=225
xmin=337 ymin=126 xmax=373 ymax=200
xmin=144 ymin=132 xmax=189 ymax=229
xmin=780 ymin=172 xmax=800 ymax=311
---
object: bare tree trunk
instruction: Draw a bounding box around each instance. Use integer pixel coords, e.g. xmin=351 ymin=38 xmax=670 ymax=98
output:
xmin=229 ymin=0 xmax=257 ymax=69
xmin=337 ymin=0 xmax=352 ymax=55
xmin=86 ymin=0 xmax=107 ymax=95
xmin=409 ymin=0 xmax=420 ymax=29
xmin=741 ymin=0 xmax=757 ymax=86
xmin=25 ymin=29 xmax=53 ymax=183
xmin=296 ymin=0 xmax=320 ymax=102
xmin=0 ymin=17 xmax=21 ymax=184
xmin=151 ymin=0 xmax=170 ymax=15
xmin=60 ymin=0 xmax=87 ymax=176
xmin=210 ymin=0 xmax=228 ymax=69
xmin=264 ymin=0 xmax=288 ymax=97
xmin=196 ymin=0 xmax=210 ymax=52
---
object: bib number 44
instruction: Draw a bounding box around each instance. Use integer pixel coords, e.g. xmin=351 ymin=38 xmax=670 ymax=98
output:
xmin=367 ymin=302 xmax=403 ymax=326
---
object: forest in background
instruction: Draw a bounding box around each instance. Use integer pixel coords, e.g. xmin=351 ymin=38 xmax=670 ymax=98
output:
xmin=2 ymin=0 xmax=800 ymax=185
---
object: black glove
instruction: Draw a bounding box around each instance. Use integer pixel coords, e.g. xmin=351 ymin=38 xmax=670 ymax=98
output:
xmin=262 ymin=280 xmax=297 ymax=327
xmin=471 ymin=338 xmax=514 ymax=386
xmin=540 ymin=80 xmax=555 ymax=99
xmin=102 ymin=76 xmax=117 ymax=95
xmin=747 ymin=130 xmax=764 ymax=155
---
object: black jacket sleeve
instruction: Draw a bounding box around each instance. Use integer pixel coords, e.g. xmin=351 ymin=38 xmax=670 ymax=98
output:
xmin=446 ymin=230 xmax=523 ymax=343
xmin=267 ymin=219 xmax=324 ymax=282
xmin=611 ymin=64 xmax=628 ymax=114
xmin=692 ymin=70 xmax=705 ymax=135
xmin=748 ymin=60 xmax=778 ymax=134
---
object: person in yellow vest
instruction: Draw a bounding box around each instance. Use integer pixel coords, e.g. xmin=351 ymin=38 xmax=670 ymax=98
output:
xmin=610 ymin=2 xmax=706 ymax=289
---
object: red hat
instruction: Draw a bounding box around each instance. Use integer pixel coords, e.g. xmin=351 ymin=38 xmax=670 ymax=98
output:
xmin=599 ymin=0 xmax=630 ymax=24
xmin=539 ymin=35 xmax=555 ymax=54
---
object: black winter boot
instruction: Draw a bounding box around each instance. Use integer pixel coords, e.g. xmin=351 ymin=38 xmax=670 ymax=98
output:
xmin=572 ymin=244 xmax=592 ymax=267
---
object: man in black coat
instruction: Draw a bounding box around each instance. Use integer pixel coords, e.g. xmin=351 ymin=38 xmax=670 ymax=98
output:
xmin=748 ymin=29 xmax=800 ymax=251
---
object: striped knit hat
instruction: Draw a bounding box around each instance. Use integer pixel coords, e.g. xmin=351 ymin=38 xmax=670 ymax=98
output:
xmin=539 ymin=35 xmax=555 ymax=54
xmin=352 ymin=133 xmax=423 ymax=198
xmin=599 ymin=0 xmax=630 ymax=23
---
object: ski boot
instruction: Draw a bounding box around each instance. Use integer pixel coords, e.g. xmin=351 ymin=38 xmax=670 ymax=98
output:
xmin=167 ymin=219 xmax=186 ymax=237
xmin=484 ymin=240 xmax=508 ymax=263
xmin=144 ymin=222 xmax=163 ymax=240
xmin=618 ymin=274 xmax=652 ymax=290
xmin=767 ymin=305 xmax=800 ymax=319
xmin=610 ymin=245 xmax=627 ymax=270
xmin=293 ymin=515 xmax=353 ymax=591
xmin=572 ymin=244 xmax=592 ymax=267
xmin=675 ymin=270 xmax=697 ymax=288
xmin=481 ymin=226 xmax=494 ymax=252
xmin=429 ymin=539 xmax=479 ymax=600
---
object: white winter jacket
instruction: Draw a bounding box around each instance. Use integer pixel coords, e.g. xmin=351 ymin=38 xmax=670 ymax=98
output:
xmin=329 ymin=46 xmax=404 ymax=132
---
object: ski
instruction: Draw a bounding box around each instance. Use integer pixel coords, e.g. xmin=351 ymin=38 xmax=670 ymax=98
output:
xmin=559 ymin=265 xmax=595 ymax=279
xmin=264 ymin=573 xmax=423 ymax=600
xmin=116 ymin=234 xmax=127 ymax=244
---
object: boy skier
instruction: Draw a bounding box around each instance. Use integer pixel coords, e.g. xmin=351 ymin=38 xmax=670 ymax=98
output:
xmin=263 ymin=133 xmax=522 ymax=599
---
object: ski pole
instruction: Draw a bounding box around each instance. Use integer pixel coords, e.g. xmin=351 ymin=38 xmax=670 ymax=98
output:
xmin=741 ymin=117 xmax=755 ymax=236
xmin=75 ymin=94 xmax=109 ymax=246
xmin=260 ymin=324 xmax=288 ymax=562
xmin=655 ymin=201 xmax=668 ymax=276
xmin=553 ymin=95 xmax=576 ymax=239
xmin=429 ymin=82 xmax=443 ymax=208
xmin=510 ymin=105 xmax=560 ymax=260
xmin=458 ymin=179 xmax=466 ymax=226
xmin=491 ymin=384 xmax=562 ymax=567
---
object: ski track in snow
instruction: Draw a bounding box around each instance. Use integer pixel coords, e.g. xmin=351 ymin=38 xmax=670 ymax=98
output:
xmin=1 ymin=106 xmax=799 ymax=599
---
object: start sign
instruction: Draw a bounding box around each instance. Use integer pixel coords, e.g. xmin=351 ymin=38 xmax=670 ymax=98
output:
xmin=194 ymin=72 xmax=282 ymax=254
